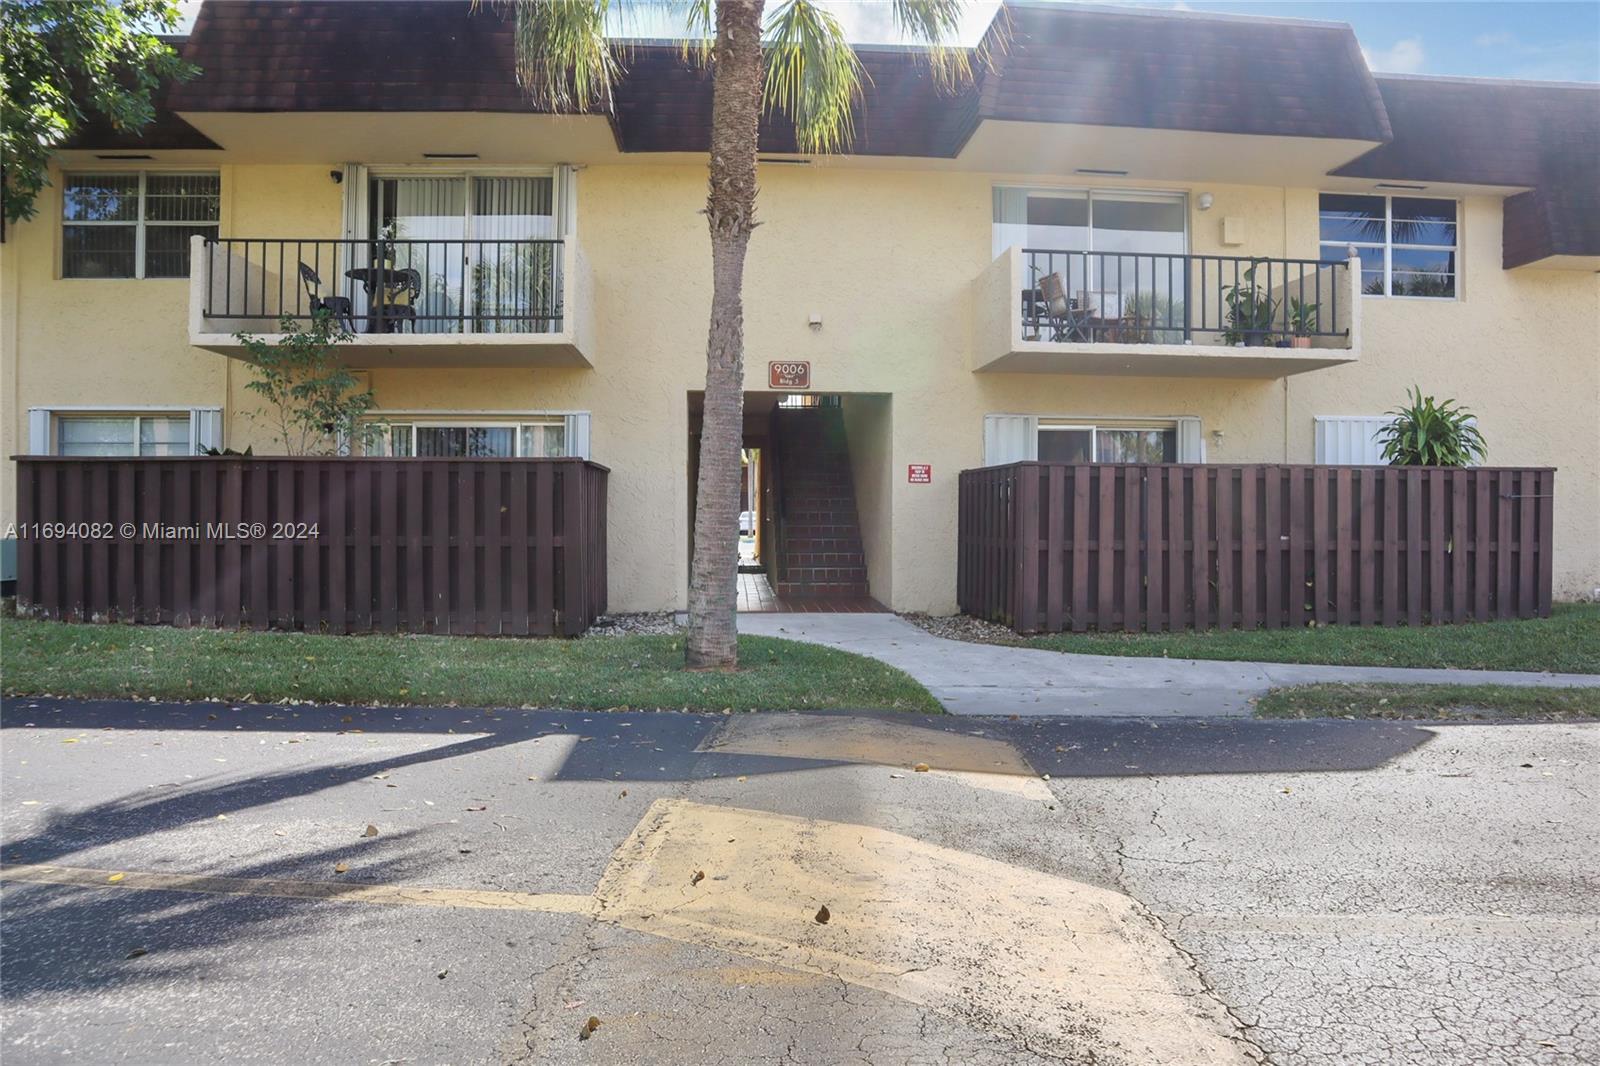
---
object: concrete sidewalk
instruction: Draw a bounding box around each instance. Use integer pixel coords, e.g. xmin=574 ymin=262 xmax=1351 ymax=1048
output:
xmin=738 ymin=612 xmax=1600 ymax=716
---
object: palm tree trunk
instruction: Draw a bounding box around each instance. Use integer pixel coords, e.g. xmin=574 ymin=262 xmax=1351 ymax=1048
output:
xmin=685 ymin=0 xmax=764 ymax=669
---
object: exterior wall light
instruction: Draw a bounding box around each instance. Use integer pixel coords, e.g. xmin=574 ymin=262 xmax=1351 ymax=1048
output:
xmin=1197 ymin=192 xmax=1214 ymax=211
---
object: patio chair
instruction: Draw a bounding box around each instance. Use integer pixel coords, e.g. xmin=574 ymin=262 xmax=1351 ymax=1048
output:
xmin=1038 ymin=272 xmax=1092 ymax=342
xmin=297 ymin=262 xmax=358 ymax=332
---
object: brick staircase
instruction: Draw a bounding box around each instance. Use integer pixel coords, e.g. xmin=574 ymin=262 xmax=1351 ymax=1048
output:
xmin=772 ymin=407 xmax=869 ymax=600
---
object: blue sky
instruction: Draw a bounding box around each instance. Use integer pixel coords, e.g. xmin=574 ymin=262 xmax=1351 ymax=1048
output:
xmin=173 ymin=1 xmax=1600 ymax=82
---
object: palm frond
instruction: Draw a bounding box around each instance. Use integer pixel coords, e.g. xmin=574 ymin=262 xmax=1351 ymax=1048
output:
xmin=481 ymin=0 xmax=621 ymax=113
xmin=893 ymin=0 xmax=1008 ymax=93
xmin=763 ymin=0 xmax=865 ymax=155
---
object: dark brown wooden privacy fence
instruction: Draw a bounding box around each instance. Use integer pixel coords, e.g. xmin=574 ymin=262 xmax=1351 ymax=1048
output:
xmin=959 ymin=463 xmax=1554 ymax=634
xmin=14 ymin=457 xmax=608 ymax=636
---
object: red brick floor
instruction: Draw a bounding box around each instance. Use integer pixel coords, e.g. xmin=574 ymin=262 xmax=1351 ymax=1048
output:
xmin=736 ymin=571 xmax=887 ymax=614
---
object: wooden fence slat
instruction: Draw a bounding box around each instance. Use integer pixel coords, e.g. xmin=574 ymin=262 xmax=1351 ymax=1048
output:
xmin=1045 ymin=465 xmax=1064 ymax=633
xmin=40 ymin=464 xmax=60 ymax=618
xmin=1191 ymin=467 xmax=1210 ymax=629
xmin=1070 ymin=465 xmax=1090 ymax=632
xmin=1097 ymin=468 xmax=1116 ymax=628
xmin=1405 ymin=469 xmax=1422 ymax=626
xmin=1381 ymin=469 xmax=1400 ymax=627
xmin=482 ymin=464 xmax=504 ymax=635
xmin=1496 ymin=470 xmax=1513 ymax=619
xmin=1240 ymin=467 xmax=1258 ymax=630
xmin=1473 ymin=471 xmax=1492 ymax=620
xmin=1537 ymin=470 xmax=1554 ymax=617
xmin=534 ymin=462 xmax=555 ymax=634
xmin=1121 ymin=468 xmax=1141 ymax=631
xmin=1450 ymin=470 xmax=1468 ymax=623
xmin=1288 ymin=470 xmax=1307 ymax=629
xmin=1141 ymin=468 xmax=1161 ymax=632
xmin=1358 ymin=469 xmax=1376 ymax=626
xmin=1214 ymin=467 xmax=1233 ymax=630
xmin=1166 ymin=468 xmax=1186 ymax=631
xmin=1517 ymin=469 xmax=1535 ymax=617
xmin=1312 ymin=466 xmax=1330 ymax=625
xmin=509 ymin=464 xmax=530 ymax=636
xmin=405 ymin=463 xmax=424 ymax=632
xmin=249 ymin=461 xmax=270 ymax=630
xmin=1263 ymin=468 xmax=1281 ymax=629
xmin=1333 ymin=469 xmax=1352 ymax=626
xmin=379 ymin=462 xmax=399 ymax=632
xmin=1428 ymin=469 xmax=1445 ymax=623
xmin=1016 ymin=466 xmax=1040 ymax=634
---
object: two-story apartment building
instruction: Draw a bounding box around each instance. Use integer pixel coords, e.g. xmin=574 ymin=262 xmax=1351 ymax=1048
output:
xmin=3 ymin=1 xmax=1597 ymax=616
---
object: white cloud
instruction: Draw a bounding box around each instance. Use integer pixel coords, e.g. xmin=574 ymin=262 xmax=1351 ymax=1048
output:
xmin=1363 ymin=37 xmax=1427 ymax=74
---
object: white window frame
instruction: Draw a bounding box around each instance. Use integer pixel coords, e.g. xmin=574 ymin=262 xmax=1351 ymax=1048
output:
xmin=1318 ymin=192 xmax=1459 ymax=300
xmin=985 ymin=414 xmax=1203 ymax=466
xmin=60 ymin=170 xmax=221 ymax=280
xmin=29 ymin=406 xmax=222 ymax=456
xmin=1039 ymin=418 xmax=1186 ymax=463
xmin=362 ymin=411 xmax=588 ymax=459
xmin=992 ymin=185 xmax=1191 ymax=257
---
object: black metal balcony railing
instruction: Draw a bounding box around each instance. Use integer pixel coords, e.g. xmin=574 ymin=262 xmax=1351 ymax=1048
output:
xmin=1020 ymin=249 xmax=1351 ymax=347
xmin=202 ymin=238 xmax=563 ymax=336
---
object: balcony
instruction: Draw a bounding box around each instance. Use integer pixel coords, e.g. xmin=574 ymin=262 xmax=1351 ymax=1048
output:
xmin=188 ymin=236 xmax=594 ymax=368
xmin=973 ymin=247 xmax=1361 ymax=377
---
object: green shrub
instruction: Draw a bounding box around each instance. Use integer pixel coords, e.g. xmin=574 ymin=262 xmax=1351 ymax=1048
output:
xmin=1377 ymin=386 xmax=1487 ymax=466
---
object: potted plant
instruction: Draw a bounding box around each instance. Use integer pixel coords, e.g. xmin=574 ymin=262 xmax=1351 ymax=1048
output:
xmin=1376 ymin=386 xmax=1487 ymax=466
xmin=1221 ymin=261 xmax=1278 ymax=346
xmin=1288 ymin=297 xmax=1319 ymax=348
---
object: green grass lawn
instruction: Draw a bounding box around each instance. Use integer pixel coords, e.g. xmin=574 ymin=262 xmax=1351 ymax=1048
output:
xmin=1257 ymin=682 xmax=1600 ymax=721
xmin=1014 ymin=603 xmax=1600 ymax=674
xmin=0 ymin=617 xmax=942 ymax=714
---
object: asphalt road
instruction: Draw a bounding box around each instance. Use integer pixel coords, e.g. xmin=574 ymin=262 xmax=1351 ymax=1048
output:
xmin=1 ymin=697 xmax=1595 ymax=1065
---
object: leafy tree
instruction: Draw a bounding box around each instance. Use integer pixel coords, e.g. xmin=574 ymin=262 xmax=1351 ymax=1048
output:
xmin=1378 ymin=386 xmax=1487 ymax=467
xmin=1 ymin=0 xmax=195 ymax=226
xmin=491 ymin=0 xmax=990 ymax=667
xmin=236 ymin=313 xmax=383 ymax=457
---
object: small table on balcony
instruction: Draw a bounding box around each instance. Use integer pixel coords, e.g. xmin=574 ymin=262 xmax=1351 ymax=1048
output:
xmin=344 ymin=265 xmax=422 ymax=334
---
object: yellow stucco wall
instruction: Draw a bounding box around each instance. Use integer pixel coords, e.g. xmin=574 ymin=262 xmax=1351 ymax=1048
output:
xmin=4 ymin=160 xmax=1596 ymax=609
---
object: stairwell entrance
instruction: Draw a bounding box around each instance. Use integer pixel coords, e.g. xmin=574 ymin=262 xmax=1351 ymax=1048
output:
xmin=687 ymin=392 xmax=886 ymax=614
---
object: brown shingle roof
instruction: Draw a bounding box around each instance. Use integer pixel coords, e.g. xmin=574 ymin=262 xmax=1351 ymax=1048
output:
xmin=978 ymin=4 xmax=1391 ymax=143
xmin=160 ymin=1 xmax=1391 ymax=150
xmin=1333 ymin=75 xmax=1600 ymax=266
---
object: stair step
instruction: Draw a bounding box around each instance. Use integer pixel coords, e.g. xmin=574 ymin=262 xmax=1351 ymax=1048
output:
xmin=784 ymin=552 xmax=864 ymax=567
xmin=776 ymin=582 xmax=870 ymax=600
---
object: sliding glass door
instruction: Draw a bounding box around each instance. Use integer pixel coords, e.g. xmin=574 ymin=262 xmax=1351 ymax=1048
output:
xmin=995 ymin=187 xmax=1187 ymax=340
xmin=368 ymin=174 xmax=557 ymax=334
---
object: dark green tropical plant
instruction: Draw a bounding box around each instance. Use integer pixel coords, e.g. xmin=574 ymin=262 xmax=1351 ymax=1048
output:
xmin=235 ymin=311 xmax=382 ymax=456
xmin=1288 ymin=297 xmax=1319 ymax=337
xmin=1377 ymin=386 xmax=1486 ymax=466
xmin=1221 ymin=261 xmax=1278 ymax=346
